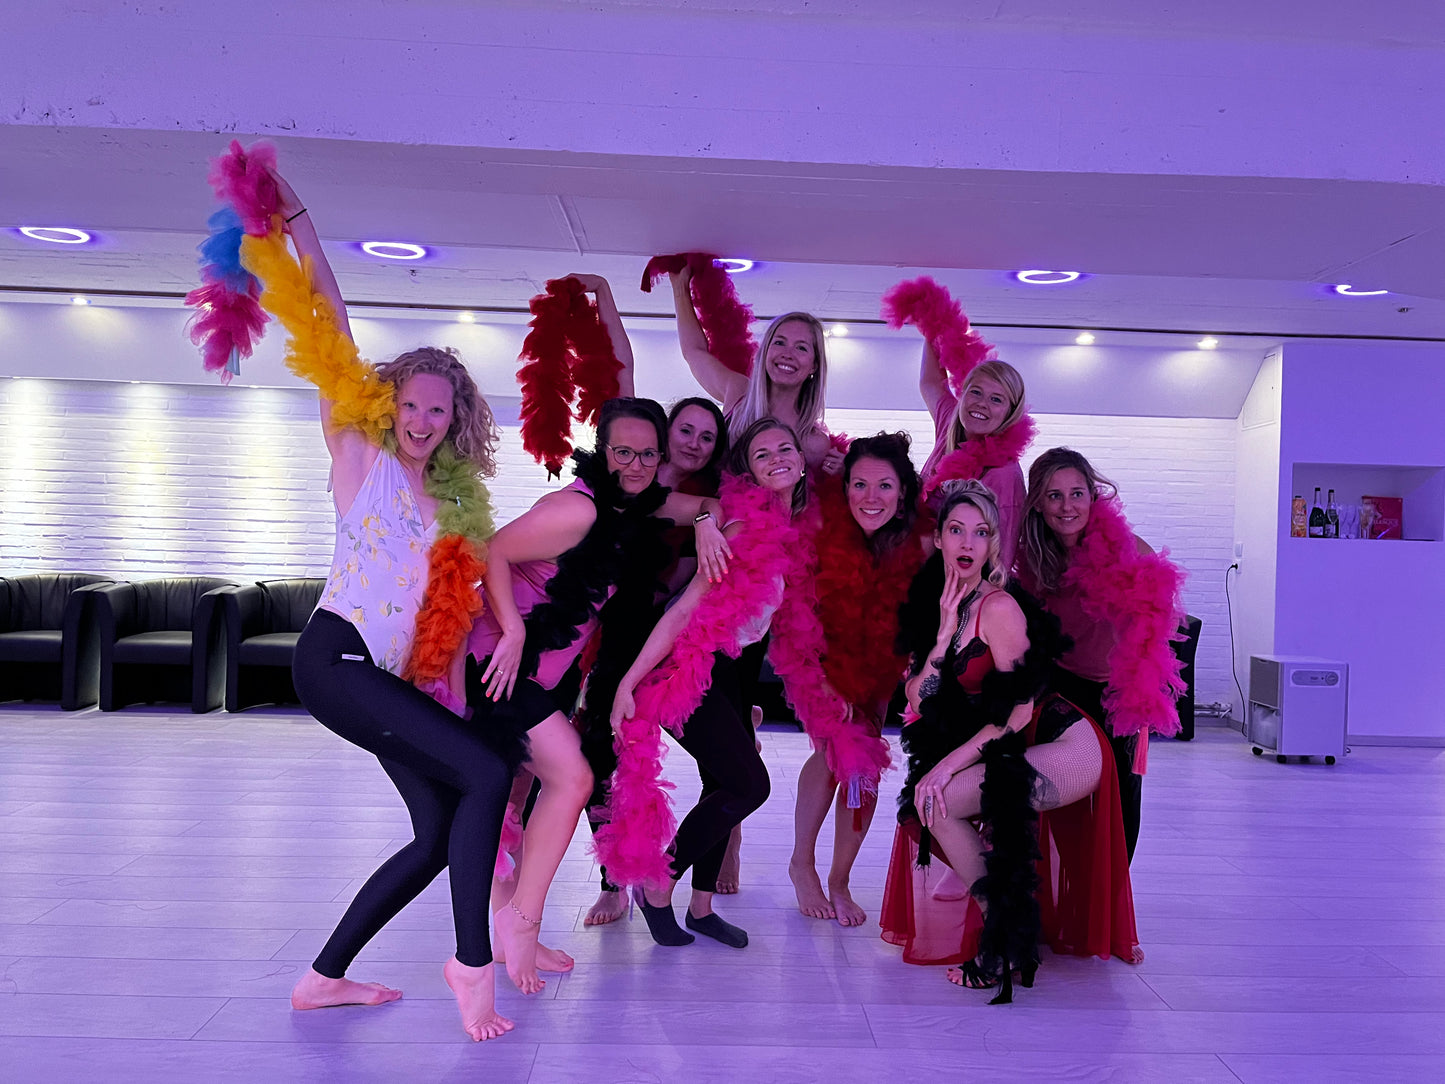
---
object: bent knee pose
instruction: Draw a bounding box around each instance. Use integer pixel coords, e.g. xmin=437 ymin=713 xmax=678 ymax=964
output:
xmin=581 ymin=394 xmax=731 ymax=928
xmin=606 ymin=419 xmax=814 ymax=948
xmin=1017 ymin=447 xmax=1186 ymax=863
xmin=777 ymin=433 xmax=925 ymax=927
xmin=467 ymin=395 xmax=726 ymax=988
xmin=260 ymin=169 xmax=514 ymax=1041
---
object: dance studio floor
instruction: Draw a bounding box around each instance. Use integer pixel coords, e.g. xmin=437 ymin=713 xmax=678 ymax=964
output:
xmin=1 ymin=706 xmax=1443 ymax=1083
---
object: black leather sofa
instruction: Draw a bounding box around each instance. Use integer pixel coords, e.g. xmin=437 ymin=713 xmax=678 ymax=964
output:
xmin=0 ymin=574 xmax=115 ymax=709
xmin=219 ymin=578 xmax=324 ymax=711
xmin=93 ymin=577 xmax=239 ymax=712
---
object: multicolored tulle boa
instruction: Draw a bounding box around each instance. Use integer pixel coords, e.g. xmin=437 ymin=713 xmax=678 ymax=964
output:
xmin=881 ymin=276 xmax=1035 ymax=497
xmin=184 ymin=140 xmax=280 ymax=382
xmin=1065 ymin=497 xmax=1187 ymax=763
xmin=223 ymin=141 xmax=494 ymax=710
xmin=517 ymin=277 xmax=623 ymax=478
xmin=593 ymin=476 xmax=799 ymax=888
xmin=770 ymin=478 xmax=913 ymax=808
xmin=642 ymin=253 xmax=757 ymax=376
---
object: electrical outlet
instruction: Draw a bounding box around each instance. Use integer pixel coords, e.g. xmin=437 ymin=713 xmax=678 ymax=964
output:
xmin=1234 ymin=541 xmax=1244 ymax=558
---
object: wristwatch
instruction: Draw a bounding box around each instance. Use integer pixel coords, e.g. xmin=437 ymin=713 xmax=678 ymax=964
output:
xmin=693 ymin=510 xmax=714 ymax=525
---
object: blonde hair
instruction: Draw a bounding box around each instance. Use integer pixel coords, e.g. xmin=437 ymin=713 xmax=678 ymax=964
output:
xmin=729 ymin=312 xmax=828 ymax=439
xmin=934 ymin=478 xmax=1008 ymax=588
xmin=942 ymin=359 xmax=1027 ymax=455
xmin=376 ymin=347 xmax=499 ymax=476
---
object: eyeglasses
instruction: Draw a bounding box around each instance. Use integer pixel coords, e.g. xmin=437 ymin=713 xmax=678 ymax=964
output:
xmin=605 ymin=444 xmax=660 ymax=466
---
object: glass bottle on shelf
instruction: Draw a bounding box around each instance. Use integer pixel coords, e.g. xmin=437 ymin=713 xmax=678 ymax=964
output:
xmin=1326 ymin=489 xmax=1339 ymax=539
xmin=1309 ymin=487 xmax=1326 ymax=538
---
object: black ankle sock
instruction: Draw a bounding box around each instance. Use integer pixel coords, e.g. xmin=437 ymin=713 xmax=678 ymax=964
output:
xmin=634 ymin=890 xmax=694 ymax=947
xmin=685 ymin=910 xmax=749 ymax=948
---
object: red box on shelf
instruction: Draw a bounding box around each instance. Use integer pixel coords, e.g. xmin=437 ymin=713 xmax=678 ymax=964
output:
xmin=1362 ymin=496 xmax=1403 ymax=539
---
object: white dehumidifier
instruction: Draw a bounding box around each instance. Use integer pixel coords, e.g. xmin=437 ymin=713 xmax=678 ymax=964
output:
xmin=1247 ymin=655 xmax=1348 ymax=764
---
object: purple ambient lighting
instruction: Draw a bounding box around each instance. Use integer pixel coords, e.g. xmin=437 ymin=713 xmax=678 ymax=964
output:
xmin=19 ymin=226 xmax=92 ymax=245
xmin=360 ymin=241 xmax=427 ymax=261
xmin=1333 ymin=284 xmax=1389 ymax=297
xmin=714 ymin=258 xmax=754 ymax=274
xmin=1015 ymin=269 xmax=1082 ymax=285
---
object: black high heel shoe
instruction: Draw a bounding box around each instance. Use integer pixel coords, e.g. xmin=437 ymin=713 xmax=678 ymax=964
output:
xmin=953 ymin=956 xmax=1038 ymax=1004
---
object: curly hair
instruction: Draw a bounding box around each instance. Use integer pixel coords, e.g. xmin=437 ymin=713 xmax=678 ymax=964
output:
xmin=375 ymin=346 xmax=499 ymax=476
xmin=1020 ymin=447 xmax=1118 ymax=592
xmin=934 ymin=478 xmax=1008 ymax=588
xmin=843 ymin=431 xmax=920 ymax=557
xmin=725 ymin=416 xmax=809 ymax=516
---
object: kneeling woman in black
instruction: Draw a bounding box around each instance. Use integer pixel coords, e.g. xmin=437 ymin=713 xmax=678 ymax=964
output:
xmin=603 ymin=417 xmax=811 ymax=948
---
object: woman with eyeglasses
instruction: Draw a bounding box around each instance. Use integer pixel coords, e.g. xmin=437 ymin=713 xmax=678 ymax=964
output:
xmin=462 ymin=397 xmax=727 ymax=996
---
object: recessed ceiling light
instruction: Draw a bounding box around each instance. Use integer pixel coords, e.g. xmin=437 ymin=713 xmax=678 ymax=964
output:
xmin=1015 ymin=270 xmax=1082 ymax=285
xmin=828 ymin=323 xmax=849 ymax=337
xmin=714 ymin=258 xmax=754 ymax=274
xmin=1074 ymin=331 xmax=1096 ymax=345
xmin=457 ymin=311 xmax=476 ymax=323
xmin=71 ymin=295 xmax=90 ymax=306
xmin=1198 ymin=336 xmax=1219 ymax=350
xmin=360 ymin=241 xmax=427 ymax=261
xmin=20 ymin=226 xmax=92 ymax=245
xmin=1333 ymin=284 xmax=1389 ymax=297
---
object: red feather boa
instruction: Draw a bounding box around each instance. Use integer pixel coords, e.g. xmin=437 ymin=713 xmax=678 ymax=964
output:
xmin=642 ymin=252 xmax=756 ymax=376
xmin=770 ymin=478 xmax=921 ymax=804
xmin=517 ymin=277 xmax=623 ymax=477
xmin=593 ymin=475 xmax=799 ymax=888
xmin=1063 ymin=497 xmax=1187 ymax=758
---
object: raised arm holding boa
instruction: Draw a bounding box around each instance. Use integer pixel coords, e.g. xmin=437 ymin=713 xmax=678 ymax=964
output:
xmin=217 ymin=149 xmax=515 ymax=1041
xmin=224 ymin=142 xmax=495 ymax=711
xmin=884 ymin=276 xmax=1034 ymax=569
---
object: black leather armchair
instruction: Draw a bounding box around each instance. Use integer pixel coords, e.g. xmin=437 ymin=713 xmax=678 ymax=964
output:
xmin=221 ymin=578 xmax=324 ymax=711
xmin=93 ymin=577 xmax=239 ymax=712
xmin=0 ymin=574 xmax=115 ymax=709
xmin=1172 ymin=614 xmax=1203 ymax=740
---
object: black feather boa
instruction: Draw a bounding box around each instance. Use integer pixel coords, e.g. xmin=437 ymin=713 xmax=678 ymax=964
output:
xmin=518 ymin=449 xmax=669 ymax=681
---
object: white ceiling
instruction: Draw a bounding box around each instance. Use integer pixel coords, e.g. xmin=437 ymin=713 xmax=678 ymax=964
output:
xmin=2 ymin=1 xmax=1443 ymax=343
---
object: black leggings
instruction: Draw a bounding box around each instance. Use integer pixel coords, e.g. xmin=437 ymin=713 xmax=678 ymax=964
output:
xmin=669 ymin=654 xmax=771 ymax=892
xmin=1051 ymin=667 xmax=1143 ymax=863
xmin=293 ymin=610 xmax=511 ymax=974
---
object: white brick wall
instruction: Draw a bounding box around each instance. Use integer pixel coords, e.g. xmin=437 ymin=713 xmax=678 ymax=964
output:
xmin=1 ymin=380 xmax=1235 ymax=706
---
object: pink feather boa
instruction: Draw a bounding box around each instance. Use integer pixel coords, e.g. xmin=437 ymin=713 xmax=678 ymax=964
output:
xmin=922 ymin=415 xmax=1037 ymax=500
xmin=593 ymin=475 xmax=799 ymax=888
xmin=882 ymin=275 xmax=994 ymax=398
xmin=768 ymin=499 xmax=892 ymax=808
xmin=208 ymin=140 xmax=280 ymax=237
xmin=1063 ymin=496 xmax=1187 ymax=756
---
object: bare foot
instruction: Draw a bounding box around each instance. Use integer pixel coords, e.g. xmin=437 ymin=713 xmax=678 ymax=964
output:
xmin=751 ymin=705 xmax=764 ymax=727
xmin=716 ymin=826 xmax=742 ymax=894
xmin=584 ymin=889 xmax=626 ymax=926
xmin=828 ymin=882 xmax=867 ymax=927
xmin=442 ymin=957 xmax=515 ymax=1042
xmin=493 ymin=901 xmax=545 ymax=994
xmin=1129 ymin=945 xmax=1146 ymax=964
xmin=290 ymin=968 xmax=402 ymax=1010
xmin=789 ymin=860 xmax=836 ymax=920
xmin=494 ymin=939 xmax=576 ymax=973
xmin=930 ymin=867 xmax=970 ymax=902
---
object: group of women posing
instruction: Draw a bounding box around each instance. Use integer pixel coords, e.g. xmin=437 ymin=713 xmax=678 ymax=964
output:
xmin=256 ymin=168 xmax=1185 ymax=1041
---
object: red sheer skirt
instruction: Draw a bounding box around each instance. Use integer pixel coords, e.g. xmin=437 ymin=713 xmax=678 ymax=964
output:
xmin=879 ymin=708 xmax=1139 ymax=965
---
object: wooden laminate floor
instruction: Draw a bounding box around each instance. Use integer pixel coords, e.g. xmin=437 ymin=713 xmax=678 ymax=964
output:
xmin=1 ymin=706 xmax=1441 ymax=1083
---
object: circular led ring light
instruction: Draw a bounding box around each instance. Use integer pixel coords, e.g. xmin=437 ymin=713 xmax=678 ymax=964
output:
xmin=1333 ymin=284 xmax=1388 ymax=297
xmin=19 ymin=226 xmax=92 ymax=244
xmin=713 ymin=258 xmax=754 ymax=274
xmin=1015 ymin=269 xmax=1082 ymax=285
xmin=361 ymin=241 xmax=427 ymax=260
